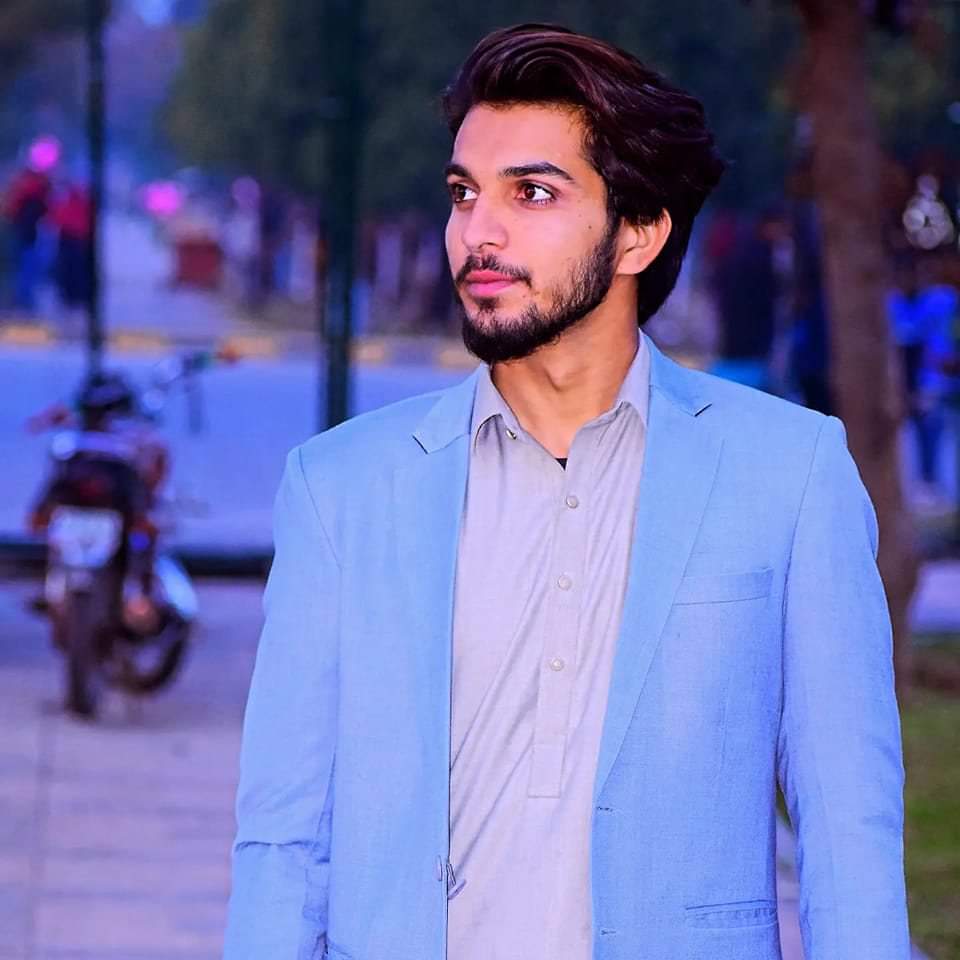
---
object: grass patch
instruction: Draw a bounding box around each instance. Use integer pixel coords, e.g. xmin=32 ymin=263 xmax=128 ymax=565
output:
xmin=903 ymin=640 xmax=960 ymax=959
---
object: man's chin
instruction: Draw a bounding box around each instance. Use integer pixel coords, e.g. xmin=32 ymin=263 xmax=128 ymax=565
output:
xmin=460 ymin=311 xmax=565 ymax=365
xmin=462 ymin=305 xmax=521 ymax=332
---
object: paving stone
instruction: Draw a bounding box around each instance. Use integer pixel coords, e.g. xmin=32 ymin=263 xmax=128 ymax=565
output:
xmin=34 ymin=895 xmax=226 ymax=953
xmin=39 ymin=853 xmax=230 ymax=901
xmin=0 ymin=883 xmax=31 ymax=955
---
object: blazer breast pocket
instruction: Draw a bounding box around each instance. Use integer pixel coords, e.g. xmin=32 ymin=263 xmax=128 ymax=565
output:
xmin=673 ymin=567 xmax=773 ymax=606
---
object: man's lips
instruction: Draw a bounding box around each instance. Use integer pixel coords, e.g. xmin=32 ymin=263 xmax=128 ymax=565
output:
xmin=463 ymin=270 xmax=519 ymax=297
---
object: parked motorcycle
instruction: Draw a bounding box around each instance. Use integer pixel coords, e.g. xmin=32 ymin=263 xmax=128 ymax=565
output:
xmin=27 ymin=348 xmax=237 ymax=718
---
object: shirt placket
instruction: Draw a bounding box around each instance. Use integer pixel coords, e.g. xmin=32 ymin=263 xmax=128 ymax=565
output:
xmin=526 ymin=436 xmax=592 ymax=799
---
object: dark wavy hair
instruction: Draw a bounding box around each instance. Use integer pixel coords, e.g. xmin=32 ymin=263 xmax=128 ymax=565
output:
xmin=442 ymin=24 xmax=726 ymax=326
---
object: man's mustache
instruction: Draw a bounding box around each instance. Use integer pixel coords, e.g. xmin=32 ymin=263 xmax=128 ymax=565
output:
xmin=455 ymin=255 xmax=532 ymax=287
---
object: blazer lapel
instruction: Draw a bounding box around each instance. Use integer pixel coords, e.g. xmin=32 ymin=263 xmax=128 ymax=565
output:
xmin=593 ymin=345 xmax=723 ymax=802
xmin=392 ymin=370 xmax=477 ymax=788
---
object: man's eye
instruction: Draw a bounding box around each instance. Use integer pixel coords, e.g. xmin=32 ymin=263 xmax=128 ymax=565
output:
xmin=449 ymin=183 xmax=477 ymax=204
xmin=519 ymin=183 xmax=553 ymax=204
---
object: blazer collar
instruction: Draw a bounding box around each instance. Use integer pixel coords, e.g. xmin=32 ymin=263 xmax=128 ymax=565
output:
xmin=647 ymin=336 xmax=712 ymax=418
xmin=411 ymin=332 xmax=712 ymax=455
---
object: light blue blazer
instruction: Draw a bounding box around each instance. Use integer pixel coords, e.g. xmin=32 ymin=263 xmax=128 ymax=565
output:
xmin=223 ymin=338 xmax=910 ymax=960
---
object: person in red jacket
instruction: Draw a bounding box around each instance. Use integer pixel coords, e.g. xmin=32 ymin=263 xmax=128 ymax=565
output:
xmin=49 ymin=182 xmax=93 ymax=316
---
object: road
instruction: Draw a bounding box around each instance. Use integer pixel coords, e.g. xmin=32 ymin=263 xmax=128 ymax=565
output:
xmin=0 ymin=343 xmax=464 ymax=552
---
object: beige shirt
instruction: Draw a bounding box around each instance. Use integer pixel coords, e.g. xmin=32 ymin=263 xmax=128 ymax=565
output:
xmin=447 ymin=334 xmax=651 ymax=960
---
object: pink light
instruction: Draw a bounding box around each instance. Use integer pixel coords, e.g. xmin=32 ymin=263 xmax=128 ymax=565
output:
xmin=28 ymin=136 xmax=62 ymax=173
xmin=142 ymin=180 xmax=184 ymax=219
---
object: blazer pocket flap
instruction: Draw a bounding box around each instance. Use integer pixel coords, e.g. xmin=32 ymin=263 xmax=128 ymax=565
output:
xmin=684 ymin=898 xmax=778 ymax=928
xmin=673 ymin=568 xmax=773 ymax=605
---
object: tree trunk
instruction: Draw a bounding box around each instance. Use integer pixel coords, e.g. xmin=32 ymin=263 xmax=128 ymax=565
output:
xmin=796 ymin=0 xmax=918 ymax=699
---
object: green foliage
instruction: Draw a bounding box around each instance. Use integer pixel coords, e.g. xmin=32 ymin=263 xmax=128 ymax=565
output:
xmin=0 ymin=0 xmax=105 ymax=159
xmin=868 ymin=8 xmax=960 ymax=159
xmin=0 ymin=0 xmax=98 ymax=91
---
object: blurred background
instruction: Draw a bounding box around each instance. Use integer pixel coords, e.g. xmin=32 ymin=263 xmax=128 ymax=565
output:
xmin=0 ymin=0 xmax=957 ymax=957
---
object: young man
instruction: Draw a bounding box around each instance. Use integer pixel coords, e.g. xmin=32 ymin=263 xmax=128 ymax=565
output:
xmin=224 ymin=24 xmax=909 ymax=960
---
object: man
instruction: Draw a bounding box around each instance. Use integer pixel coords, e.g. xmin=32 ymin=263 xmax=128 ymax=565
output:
xmin=224 ymin=24 xmax=909 ymax=960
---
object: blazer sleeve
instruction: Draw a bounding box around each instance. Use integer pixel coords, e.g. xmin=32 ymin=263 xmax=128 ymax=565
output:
xmin=223 ymin=445 xmax=339 ymax=960
xmin=776 ymin=415 xmax=910 ymax=960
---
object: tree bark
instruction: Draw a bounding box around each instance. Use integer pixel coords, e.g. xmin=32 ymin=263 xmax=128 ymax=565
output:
xmin=795 ymin=0 xmax=918 ymax=699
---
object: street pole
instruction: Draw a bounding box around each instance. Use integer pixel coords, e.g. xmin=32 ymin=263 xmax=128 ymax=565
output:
xmin=86 ymin=0 xmax=107 ymax=376
xmin=320 ymin=0 xmax=364 ymax=429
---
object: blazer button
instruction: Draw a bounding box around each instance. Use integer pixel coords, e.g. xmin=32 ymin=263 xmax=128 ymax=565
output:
xmin=436 ymin=855 xmax=445 ymax=881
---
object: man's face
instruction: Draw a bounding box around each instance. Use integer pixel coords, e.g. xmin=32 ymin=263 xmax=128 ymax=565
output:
xmin=444 ymin=103 xmax=620 ymax=363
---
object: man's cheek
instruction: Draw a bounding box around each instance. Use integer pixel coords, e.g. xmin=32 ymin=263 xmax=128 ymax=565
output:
xmin=444 ymin=218 xmax=460 ymax=263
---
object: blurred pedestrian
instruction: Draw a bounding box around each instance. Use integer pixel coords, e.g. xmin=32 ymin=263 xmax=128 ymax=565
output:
xmin=0 ymin=209 xmax=14 ymax=311
xmin=941 ymin=283 xmax=960 ymax=535
xmin=222 ymin=177 xmax=261 ymax=307
xmin=706 ymin=210 xmax=778 ymax=391
xmin=788 ymin=198 xmax=832 ymax=414
xmin=49 ymin=182 xmax=93 ymax=321
xmin=888 ymin=257 xmax=957 ymax=506
xmin=258 ymin=187 xmax=286 ymax=304
xmin=3 ymin=167 xmax=51 ymax=312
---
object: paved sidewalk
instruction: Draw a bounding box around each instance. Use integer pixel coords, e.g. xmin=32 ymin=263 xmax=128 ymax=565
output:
xmin=0 ymin=579 xmax=258 ymax=960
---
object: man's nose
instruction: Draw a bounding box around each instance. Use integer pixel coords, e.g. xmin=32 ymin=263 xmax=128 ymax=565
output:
xmin=460 ymin=198 xmax=508 ymax=252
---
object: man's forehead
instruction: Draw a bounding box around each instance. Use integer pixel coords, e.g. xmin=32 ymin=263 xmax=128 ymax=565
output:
xmin=451 ymin=102 xmax=589 ymax=171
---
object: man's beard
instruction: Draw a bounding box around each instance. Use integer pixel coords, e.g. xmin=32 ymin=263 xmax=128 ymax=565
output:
xmin=456 ymin=221 xmax=620 ymax=365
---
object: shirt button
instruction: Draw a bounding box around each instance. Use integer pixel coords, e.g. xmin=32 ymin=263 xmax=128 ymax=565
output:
xmin=557 ymin=574 xmax=573 ymax=591
xmin=505 ymin=427 xmax=518 ymax=439
xmin=549 ymin=657 xmax=565 ymax=672
xmin=565 ymin=494 xmax=580 ymax=509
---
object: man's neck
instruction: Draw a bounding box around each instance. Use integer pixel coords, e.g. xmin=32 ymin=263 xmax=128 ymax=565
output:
xmin=490 ymin=310 xmax=639 ymax=459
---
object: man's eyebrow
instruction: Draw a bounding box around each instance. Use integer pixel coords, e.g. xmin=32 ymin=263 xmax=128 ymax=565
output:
xmin=500 ymin=162 xmax=575 ymax=183
xmin=443 ymin=160 xmax=576 ymax=183
xmin=444 ymin=162 xmax=472 ymax=180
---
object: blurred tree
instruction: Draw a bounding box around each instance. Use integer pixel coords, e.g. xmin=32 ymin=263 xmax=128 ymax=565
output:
xmin=165 ymin=0 xmax=798 ymax=213
xmin=788 ymin=0 xmax=927 ymax=696
xmin=0 ymin=0 xmax=117 ymax=161
xmin=868 ymin=7 xmax=960 ymax=161
xmin=165 ymin=0 xmax=325 ymax=194
xmin=0 ymin=0 xmax=97 ymax=92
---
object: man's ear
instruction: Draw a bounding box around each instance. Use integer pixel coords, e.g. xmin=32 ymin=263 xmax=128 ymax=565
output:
xmin=616 ymin=212 xmax=673 ymax=276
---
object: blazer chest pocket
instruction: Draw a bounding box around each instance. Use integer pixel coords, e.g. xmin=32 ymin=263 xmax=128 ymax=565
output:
xmin=673 ymin=568 xmax=773 ymax=606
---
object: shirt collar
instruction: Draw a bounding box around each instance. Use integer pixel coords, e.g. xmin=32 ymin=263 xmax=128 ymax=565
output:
xmin=470 ymin=331 xmax=651 ymax=448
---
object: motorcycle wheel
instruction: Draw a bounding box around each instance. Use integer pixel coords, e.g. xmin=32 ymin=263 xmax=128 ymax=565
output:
xmin=115 ymin=616 xmax=191 ymax=695
xmin=63 ymin=591 xmax=101 ymax=719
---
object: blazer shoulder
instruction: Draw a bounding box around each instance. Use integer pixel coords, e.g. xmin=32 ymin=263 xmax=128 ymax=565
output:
xmin=294 ymin=385 xmax=446 ymax=486
xmin=685 ymin=366 xmax=828 ymax=448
